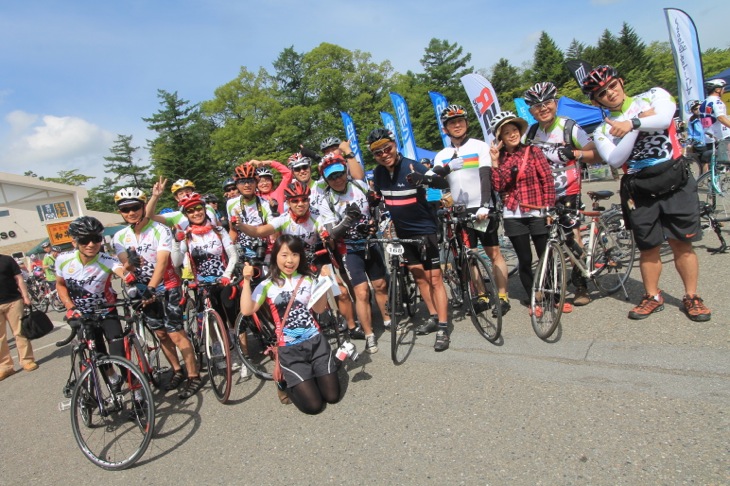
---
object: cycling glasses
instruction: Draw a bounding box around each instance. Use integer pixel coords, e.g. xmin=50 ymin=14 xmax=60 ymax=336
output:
xmin=288 ymin=197 xmax=309 ymax=205
xmin=185 ymin=205 xmax=205 ymax=215
xmin=596 ymin=79 xmax=621 ymax=100
xmin=76 ymin=235 xmax=103 ymax=245
xmin=119 ymin=204 xmax=143 ymax=213
xmin=326 ymin=171 xmax=347 ymax=181
xmin=292 ymin=166 xmax=310 ymax=172
xmin=529 ymin=99 xmax=556 ymax=111
xmin=236 ymin=178 xmax=256 ymax=185
xmin=372 ymin=144 xmax=395 ymax=157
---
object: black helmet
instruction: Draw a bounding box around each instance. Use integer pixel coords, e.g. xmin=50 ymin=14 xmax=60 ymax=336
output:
xmin=203 ymin=193 xmax=219 ymax=204
xmin=222 ymin=178 xmax=236 ymax=190
xmin=68 ymin=216 xmax=104 ymax=239
xmin=320 ymin=137 xmax=341 ymax=152
xmin=366 ymin=128 xmax=395 ymax=147
xmin=51 ymin=246 xmax=62 ymax=252
xmin=419 ymin=157 xmax=432 ymax=167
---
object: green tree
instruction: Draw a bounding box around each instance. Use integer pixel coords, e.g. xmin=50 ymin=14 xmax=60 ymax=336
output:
xmin=273 ymin=46 xmax=306 ymax=107
xmin=565 ymin=39 xmax=587 ymax=61
xmin=616 ymin=23 xmax=651 ymax=78
xmin=530 ymin=32 xmax=569 ymax=86
xmin=488 ymin=58 xmax=524 ymax=111
xmin=103 ymin=135 xmax=152 ymax=189
xmin=42 ymin=169 xmax=94 ymax=186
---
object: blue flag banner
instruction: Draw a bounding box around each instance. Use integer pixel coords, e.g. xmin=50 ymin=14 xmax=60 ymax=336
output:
xmin=664 ymin=8 xmax=704 ymax=122
xmin=429 ymin=91 xmax=450 ymax=148
xmin=389 ymin=92 xmax=418 ymax=160
xmin=514 ymin=98 xmax=537 ymax=125
xmin=340 ymin=111 xmax=364 ymax=168
xmin=380 ymin=112 xmax=403 ymax=154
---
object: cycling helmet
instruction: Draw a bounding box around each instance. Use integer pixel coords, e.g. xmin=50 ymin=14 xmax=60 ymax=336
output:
xmin=419 ymin=157 xmax=432 ymax=167
xmin=203 ymin=193 xmax=219 ymax=204
xmin=705 ymin=79 xmax=726 ymax=90
xmin=222 ymin=177 xmax=236 ymax=190
xmin=687 ymin=99 xmax=701 ymax=111
xmin=489 ymin=111 xmax=528 ymax=139
xmin=523 ymin=82 xmax=558 ymax=106
xmin=51 ymin=246 xmax=62 ymax=252
xmin=284 ymin=181 xmax=311 ymax=200
xmin=170 ymin=179 xmax=195 ymax=194
xmin=41 ymin=242 xmax=51 ymax=249
xmin=320 ymin=153 xmax=347 ymax=179
xmin=367 ymin=128 xmax=395 ymax=150
xmin=68 ymin=216 xmax=104 ymax=239
xmin=178 ymin=192 xmax=205 ymax=211
xmin=114 ymin=187 xmax=148 ymax=206
xmin=440 ymin=104 xmax=468 ymax=124
xmin=320 ymin=137 xmax=341 ymax=152
xmin=580 ymin=65 xmax=620 ymax=99
xmin=255 ymin=167 xmax=274 ymax=179
xmin=234 ymin=163 xmax=256 ymax=181
xmin=288 ymin=152 xmax=311 ymax=169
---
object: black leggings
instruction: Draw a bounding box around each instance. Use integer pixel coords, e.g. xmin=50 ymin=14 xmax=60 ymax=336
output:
xmin=209 ymin=285 xmax=239 ymax=327
xmin=287 ymin=373 xmax=340 ymax=415
xmin=509 ymin=233 xmax=549 ymax=296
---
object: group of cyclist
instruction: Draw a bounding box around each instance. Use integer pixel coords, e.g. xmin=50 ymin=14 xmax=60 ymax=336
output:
xmin=49 ymin=62 xmax=719 ymax=414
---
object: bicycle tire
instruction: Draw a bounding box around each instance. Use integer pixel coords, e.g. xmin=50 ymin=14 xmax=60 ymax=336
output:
xmin=70 ymin=356 xmax=155 ymax=471
xmin=530 ymin=240 xmax=565 ymax=340
xmin=234 ymin=313 xmax=275 ymax=380
xmin=389 ymin=265 xmax=402 ymax=363
xmin=441 ymin=241 xmax=463 ymax=308
xmin=137 ymin=319 xmax=165 ymax=384
xmin=403 ymin=266 xmax=418 ymax=317
xmin=696 ymin=168 xmax=730 ymax=221
xmin=499 ymin=234 xmax=519 ymax=277
xmin=591 ymin=213 xmax=636 ymax=294
xmin=51 ymin=291 xmax=66 ymax=312
xmin=30 ymin=285 xmax=49 ymax=313
xmin=464 ymin=253 xmax=502 ymax=342
xmin=127 ymin=331 xmax=161 ymax=389
xmin=205 ymin=310 xmax=232 ymax=403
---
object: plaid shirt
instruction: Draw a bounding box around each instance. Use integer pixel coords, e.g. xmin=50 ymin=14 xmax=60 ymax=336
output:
xmin=492 ymin=145 xmax=556 ymax=211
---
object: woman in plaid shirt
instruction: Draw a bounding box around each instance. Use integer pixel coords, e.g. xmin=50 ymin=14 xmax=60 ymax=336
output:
xmin=489 ymin=112 xmax=568 ymax=311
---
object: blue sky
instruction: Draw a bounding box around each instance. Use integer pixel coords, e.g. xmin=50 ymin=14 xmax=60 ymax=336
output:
xmin=1 ymin=0 xmax=727 ymax=187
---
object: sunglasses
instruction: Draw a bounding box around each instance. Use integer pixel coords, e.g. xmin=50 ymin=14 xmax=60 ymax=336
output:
xmin=185 ymin=205 xmax=205 ymax=215
xmin=529 ymin=99 xmax=555 ymax=110
xmin=237 ymin=178 xmax=256 ymax=185
xmin=372 ymin=144 xmax=395 ymax=157
xmin=596 ymin=79 xmax=621 ymax=100
xmin=119 ymin=204 xmax=143 ymax=214
xmin=224 ymin=186 xmax=237 ymax=192
xmin=327 ymin=172 xmax=346 ymax=181
xmin=288 ymin=197 xmax=309 ymax=205
xmin=77 ymin=235 xmax=103 ymax=245
xmin=292 ymin=166 xmax=310 ymax=172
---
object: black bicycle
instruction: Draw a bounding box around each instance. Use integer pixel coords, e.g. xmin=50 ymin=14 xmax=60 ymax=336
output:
xmin=56 ymin=306 xmax=155 ymax=470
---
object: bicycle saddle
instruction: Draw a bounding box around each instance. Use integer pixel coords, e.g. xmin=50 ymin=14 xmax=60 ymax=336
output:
xmin=587 ymin=190 xmax=614 ymax=200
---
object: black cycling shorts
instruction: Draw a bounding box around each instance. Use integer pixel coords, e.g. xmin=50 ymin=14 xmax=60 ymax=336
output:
xmin=278 ymin=333 xmax=335 ymax=387
xmin=343 ymin=247 xmax=387 ymax=287
xmin=401 ymin=234 xmax=440 ymax=270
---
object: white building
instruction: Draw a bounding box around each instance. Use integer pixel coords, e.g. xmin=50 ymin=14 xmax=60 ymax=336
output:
xmin=0 ymin=172 xmax=122 ymax=256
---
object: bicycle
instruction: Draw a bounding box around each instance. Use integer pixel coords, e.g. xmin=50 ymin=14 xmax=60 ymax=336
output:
xmin=438 ymin=205 xmax=502 ymax=343
xmin=55 ymin=305 xmax=155 ymax=470
xmin=116 ymin=297 xmax=166 ymax=389
xmin=27 ymin=277 xmax=64 ymax=312
xmin=185 ymin=277 xmax=233 ymax=403
xmin=524 ymin=195 xmax=636 ymax=340
xmin=696 ymin=132 xmax=730 ymax=222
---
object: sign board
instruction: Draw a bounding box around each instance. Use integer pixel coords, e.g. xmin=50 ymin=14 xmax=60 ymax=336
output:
xmin=46 ymin=221 xmax=73 ymax=245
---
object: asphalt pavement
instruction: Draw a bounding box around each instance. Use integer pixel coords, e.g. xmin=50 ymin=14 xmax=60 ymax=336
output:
xmin=1 ymin=178 xmax=728 ymax=485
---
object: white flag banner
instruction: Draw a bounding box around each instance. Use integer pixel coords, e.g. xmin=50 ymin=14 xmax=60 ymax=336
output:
xmin=460 ymin=73 xmax=501 ymax=144
xmin=664 ymin=8 xmax=704 ymax=121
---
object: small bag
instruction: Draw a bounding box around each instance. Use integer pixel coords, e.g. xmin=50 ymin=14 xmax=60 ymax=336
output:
xmin=20 ymin=306 xmax=54 ymax=340
xmin=628 ymin=157 xmax=689 ymax=198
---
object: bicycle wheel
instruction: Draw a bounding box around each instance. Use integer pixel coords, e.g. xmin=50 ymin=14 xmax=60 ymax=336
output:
xmin=234 ymin=313 xmax=275 ymax=380
xmin=51 ymin=291 xmax=66 ymax=312
xmin=499 ymin=233 xmax=519 ymax=277
xmin=530 ymin=241 xmax=565 ymax=340
xmin=591 ymin=213 xmax=636 ymax=294
xmin=70 ymin=356 xmax=155 ymax=471
xmin=30 ymin=285 xmax=49 ymax=313
xmin=205 ymin=310 xmax=232 ymax=403
xmin=402 ymin=265 xmax=418 ymax=317
xmin=389 ymin=265 xmax=402 ymax=362
xmin=441 ymin=241 xmax=463 ymax=308
xmin=696 ymin=167 xmax=730 ymax=221
xmin=464 ymin=253 xmax=502 ymax=343
xmin=127 ymin=328 xmax=162 ymax=389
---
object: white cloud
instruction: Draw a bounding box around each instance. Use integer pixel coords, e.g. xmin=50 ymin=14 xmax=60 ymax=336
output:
xmin=0 ymin=111 xmax=114 ymax=183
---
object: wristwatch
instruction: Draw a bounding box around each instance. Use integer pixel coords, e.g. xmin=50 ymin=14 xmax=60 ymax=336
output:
xmin=344 ymin=153 xmax=355 ymax=159
xmin=631 ymin=117 xmax=641 ymax=130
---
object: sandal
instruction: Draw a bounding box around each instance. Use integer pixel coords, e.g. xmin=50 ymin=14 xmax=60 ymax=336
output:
xmin=277 ymin=387 xmax=291 ymax=405
xmin=165 ymin=370 xmax=185 ymax=391
xmin=178 ymin=376 xmax=203 ymax=399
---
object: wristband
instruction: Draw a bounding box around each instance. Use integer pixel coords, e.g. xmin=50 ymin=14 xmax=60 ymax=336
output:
xmin=631 ymin=117 xmax=641 ymax=130
xmin=344 ymin=153 xmax=355 ymax=159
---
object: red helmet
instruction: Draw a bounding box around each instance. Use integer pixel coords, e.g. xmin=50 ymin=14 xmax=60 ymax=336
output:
xmin=234 ymin=163 xmax=256 ymax=181
xmin=284 ymin=181 xmax=311 ymax=200
xmin=319 ymin=153 xmax=347 ymax=179
xmin=178 ymin=192 xmax=205 ymax=210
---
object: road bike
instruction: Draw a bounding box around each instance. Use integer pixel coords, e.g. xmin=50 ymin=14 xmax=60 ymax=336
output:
xmin=696 ymin=133 xmax=730 ymax=222
xmin=524 ymin=192 xmax=636 ymax=340
xmin=55 ymin=306 xmax=155 ymax=470
xmin=27 ymin=277 xmax=64 ymax=312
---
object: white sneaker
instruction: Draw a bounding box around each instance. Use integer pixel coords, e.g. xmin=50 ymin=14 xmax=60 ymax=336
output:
xmin=239 ymin=365 xmax=249 ymax=379
xmin=365 ymin=334 xmax=378 ymax=354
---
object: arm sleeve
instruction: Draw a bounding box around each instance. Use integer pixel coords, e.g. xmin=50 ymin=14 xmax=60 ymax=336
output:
xmin=479 ymin=167 xmax=493 ymax=207
xmin=635 ymin=95 xmax=675 ymax=132
xmin=594 ymin=126 xmax=640 ymax=168
xmin=222 ymin=244 xmax=238 ymax=279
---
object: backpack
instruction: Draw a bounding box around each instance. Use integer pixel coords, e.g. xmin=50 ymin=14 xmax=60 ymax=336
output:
xmin=525 ymin=118 xmax=577 ymax=149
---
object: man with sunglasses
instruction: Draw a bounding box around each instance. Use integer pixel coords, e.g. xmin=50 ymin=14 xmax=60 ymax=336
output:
xmin=522 ymin=82 xmax=598 ymax=307
xmin=368 ymin=128 xmax=452 ymax=351
xmin=583 ymin=65 xmax=710 ymax=323
xmin=112 ymin=188 xmax=202 ymax=398
xmin=318 ymin=153 xmax=389 ymax=353
xmin=228 ymin=163 xmax=274 ymax=259
xmin=433 ymin=104 xmax=512 ymax=316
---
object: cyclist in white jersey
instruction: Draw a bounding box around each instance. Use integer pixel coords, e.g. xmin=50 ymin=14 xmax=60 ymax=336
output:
xmin=699 ymin=78 xmax=730 ymax=162
xmin=228 ymin=163 xmax=274 ymax=259
xmin=113 ymin=188 xmax=202 ymax=399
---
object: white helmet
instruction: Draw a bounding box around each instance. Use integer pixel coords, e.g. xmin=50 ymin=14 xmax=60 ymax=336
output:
xmin=114 ymin=187 xmax=148 ymax=206
xmin=705 ymin=79 xmax=726 ymax=90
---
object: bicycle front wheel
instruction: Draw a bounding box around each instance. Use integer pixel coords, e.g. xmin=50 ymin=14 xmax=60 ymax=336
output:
xmin=205 ymin=310 xmax=232 ymax=403
xmin=441 ymin=240 xmax=463 ymax=308
xmin=51 ymin=291 xmax=66 ymax=312
xmin=31 ymin=286 xmax=49 ymax=313
xmin=530 ymin=241 xmax=565 ymax=340
xmin=234 ymin=312 xmax=276 ymax=381
xmin=696 ymin=167 xmax=730 ymax=221
xmin=464 ymin=253 xmax=502 ymax=343
xmin=70 ymin=356 xmax=155 ymax=471
xmin=591 ymin=213 xmax=636 ymax=294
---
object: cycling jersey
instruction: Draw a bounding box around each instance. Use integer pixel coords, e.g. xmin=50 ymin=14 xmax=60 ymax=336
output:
xmin=112 ymin=220 xmax=181 ymax=289
xmin=593 ymin=87 xmax=681 ymax=172
xmin=180 ymin=227 xmax=236 ymax=279
xmin=42 ymin=253 xmax=57 ymax=282
xmin=55 ymin=251 xmax=121 ymax=314
xmin=267 ymin=213 xmax=322 ymax=254
xmin=699 ymin=94 xmax=730 ymax=141
xmin=372 ymin=156 xmax=437 ymax=236
xmin=159 ymin=207 xmax=218 ymax=231
xmin=433 ymin=137 xmax=491 ymax=208
xmin=229 ymin=195 xmax=272 ymax=250
xmin=251 ymin=273 xmax=320 ymax=346
xmin=524 ymin=117 xmax=591 ymax=197
xmin=318 ymin=179 xmax=371 ymax=251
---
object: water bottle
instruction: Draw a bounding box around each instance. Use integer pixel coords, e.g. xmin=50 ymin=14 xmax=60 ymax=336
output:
xmin=212 ymin=341 xmax=223 ymax=357
xmin=335 ymin=341 xmax=359 ymax=363
xmin=196 ymin=312 xmax=204 ymax=332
